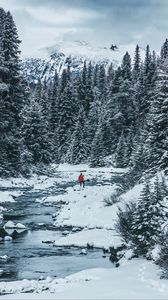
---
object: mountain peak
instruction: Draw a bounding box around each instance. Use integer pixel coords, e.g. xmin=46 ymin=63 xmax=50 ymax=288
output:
xmin=38 ymin=40 xmax=119 ymax=64
xmin=22 ymin=41 xmax=138 ymax=82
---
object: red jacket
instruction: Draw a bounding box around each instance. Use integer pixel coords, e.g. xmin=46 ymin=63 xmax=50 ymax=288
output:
xmin=78 ymin=174 xmax=85 ymax=182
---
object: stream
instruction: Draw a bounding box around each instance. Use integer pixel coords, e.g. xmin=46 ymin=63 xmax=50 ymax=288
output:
xmin=0 ymin=179 xmax=113 ymax=282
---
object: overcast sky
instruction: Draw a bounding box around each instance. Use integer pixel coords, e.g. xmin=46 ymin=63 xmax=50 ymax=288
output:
xmin=1 ymin=0 xmax=168 ymax=57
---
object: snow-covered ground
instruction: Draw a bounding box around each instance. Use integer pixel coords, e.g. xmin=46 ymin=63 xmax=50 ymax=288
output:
xmin=0 ymin=191 xmax=22 ymax=203
xmin=37 ymin=164 xmax=143 ymax=249
xmin=1 ymin=258 xmax=168 ymax=299
xmin=0 ymin=164 xmax=168 ymax=299
xmin=0 ymin=190 xmax=23 ymax=224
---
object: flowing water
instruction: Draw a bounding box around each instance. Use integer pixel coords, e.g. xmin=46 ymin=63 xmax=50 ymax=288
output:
xmin=0 ymin=180 xmax=113 ymax=281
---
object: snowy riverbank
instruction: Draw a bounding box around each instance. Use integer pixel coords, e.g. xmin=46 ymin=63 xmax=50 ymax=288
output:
xmin=0 ymin=164 xmax=168 ymax=299
xmin=1 ymin=258 xmax=168 ymax=299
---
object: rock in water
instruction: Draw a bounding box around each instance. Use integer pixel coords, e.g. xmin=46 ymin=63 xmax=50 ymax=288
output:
xmin=4 ymin=221 xmax=15 ymax=229
xmin=80 ymin=249 xmax=87 ymax=255
xmin=15 ymin=223 xmax=27 ymax=229
xmin=4 ymin=236 xmax=13 ymax=241
xmin=4 ymin=221 xmax=27 ymax=230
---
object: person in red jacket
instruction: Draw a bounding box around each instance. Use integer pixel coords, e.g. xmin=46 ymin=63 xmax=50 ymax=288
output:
xmin=78 ymin=172 xmax=85 ymax=189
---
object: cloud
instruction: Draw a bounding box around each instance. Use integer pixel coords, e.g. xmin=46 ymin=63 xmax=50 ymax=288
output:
xmin=26 ymin=6 xmax=104 ymax=27
xmin=1 ymin=0 xmax=168 ymax=57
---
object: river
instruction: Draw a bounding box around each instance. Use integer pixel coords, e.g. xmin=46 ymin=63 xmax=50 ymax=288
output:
xmin=0 ymin=179 xmax=112 ymax=281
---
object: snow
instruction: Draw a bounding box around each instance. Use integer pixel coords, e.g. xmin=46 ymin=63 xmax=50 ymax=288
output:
xmin=150 ymin=245 xmax=162 ymax=261
xmin=4 ymin=221 xmax=27 ymax=230
xmin=0 ymin=255 xmax=9 ymax=261
xmin=54 ymin=229 xmax=122 ymax=249
xmin=0 ymin=191 xmax=21 ymax=203
xmin=4 ymin=236 xmax=13 ymax=241
xmin=0 ymin=164 xmax=168 ymax=298
xmin=15 ymin=223 xmax=27 ymax=229
xmin=1 ymin=259 xmax=168 ymax=299
xmin=0 ymin=176 xmax=55 ymax=190
xmin=35 ymin=164 xmax=144 ymax=249
xmin=0 ymin=82 xmax=9 ymax=92
xmin=119 ymin=183 xmax=144 ymax=204
xmin=22 ymin=40 xmax=145 ymax=82
xmin=4 ymin=221 xmax=15 ymax=229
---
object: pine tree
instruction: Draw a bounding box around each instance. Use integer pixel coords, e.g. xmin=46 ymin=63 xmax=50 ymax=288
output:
xmin=40 ymin=78 xmax=50 ymax=121
xmin=98 ymin=64 xmax=106 ymax=100
xmin=124 ymin=129 xmax=134 ymax=166
xmin=21 ymin=98 xmax=52 ymax=165
xmin=141 ymin=45 xmax=157 ymax=119
xmin=69 ymin=107 xmax=88 ymax=164
xmin=60 ymin=68 xmax=67 ymax=93
xmin=93 ymin=64 xmax=99 ymax=87
xmin=105 ymin=67 xmax=123 ymax=153
xmin=85 ymin=61 xmax=94 ymax=114
xmin=49 ymin=71 xmax=59 ymax=162
xmin=0 ymin=7 xmax=6 ymax=55
xmin=144 ymin=70 xmax=168 ymax=170
xmin=115 ymin=132 xmax=126 ymax=168
xmin=50 ymin=71 xmax=59 ymax=132
xmin=107 ymin=62 xmax=114 ymax=83
xmin=133 ymin=45 xmax=141 ymax=82
xmin=132 ymin=65 xmax=144 ymax=129
xmin=57 ymin=81 xmax=75 ymax=160
xmin=118 ymin=79 xmax=134 ymax=130
xmin=131 ymin=177 xmax=167 ymax=254
xmin=86 ymin=85 xmax=101 ymax=155
xmin=90 ymin=122 xmax=105 ymax=167
xmin=121 ymin=51 xmax=132 ymax=81
xmin=0 ymin=10 xmax=26 ymax=176
xmin=157 ymin=237 xmax=168 ymax=279
xmin=131 ymin=179 xmax=152 ymax=254
xmin=130 ymin=139 xmax=146 ymax=178
xmin=161 ymin=38 xmax=168 ymax=63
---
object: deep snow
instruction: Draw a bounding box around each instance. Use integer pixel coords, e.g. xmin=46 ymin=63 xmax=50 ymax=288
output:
xmin=1 ymin=259 xmax=168 ymax=299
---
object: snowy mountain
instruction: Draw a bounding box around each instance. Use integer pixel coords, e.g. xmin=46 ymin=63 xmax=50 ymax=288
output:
xmin=21 ymin=40 xmax=130 ymax=82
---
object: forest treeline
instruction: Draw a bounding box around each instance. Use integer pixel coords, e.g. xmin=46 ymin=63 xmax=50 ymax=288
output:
xmin=0 ymin=7 xmax=168 ymax=177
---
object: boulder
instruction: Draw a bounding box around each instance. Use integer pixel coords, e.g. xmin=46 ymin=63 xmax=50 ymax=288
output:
xmin=80 ymin=249 xmax=87 ymax=255
xmin=4 ymin=236 xmax=13 ymax=241
xmin=15 ymin=223 xmax=27 ymax=229
xmin=4 ymin=221 xmax=27 ymax=230
xmin=4 ymin=221 xmax=15 ymax=229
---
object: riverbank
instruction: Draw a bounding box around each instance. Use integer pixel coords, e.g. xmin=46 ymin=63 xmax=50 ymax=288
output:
xmin=1 ymin=257 xmax=168 ymax=299
xmin=0 ymin=164 xmax=168 ymax=299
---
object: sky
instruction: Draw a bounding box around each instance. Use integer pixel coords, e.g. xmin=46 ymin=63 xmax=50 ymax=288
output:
xmin=1 ymin=0 xmax=168 ymax=58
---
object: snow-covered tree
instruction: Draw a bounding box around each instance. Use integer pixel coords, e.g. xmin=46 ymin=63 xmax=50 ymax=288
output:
xmin=90 ymin=122 xmax=105 ymax=167
xmin=133 ymin=44 xmax=141 ymax=82
xmin=21 ymin=98 xmax=52 ymax=165
xmin=58 ymin=81 xmax=75 ymax=160
xmin=115 ymin=132 xmax=127 ymax=168
xmin=144 ymin=70 xmax=168 ymax=170
xmin=131 ymin=177 xmax=167 ymax=254
xmin=0 ymin=10 xmax=26 ymax=176
xmin=69 ymin=107 xmax=88 ymax=164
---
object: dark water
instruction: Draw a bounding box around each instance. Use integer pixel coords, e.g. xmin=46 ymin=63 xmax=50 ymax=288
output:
xmin=0 ymin=182 xmax=112 ymax=282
